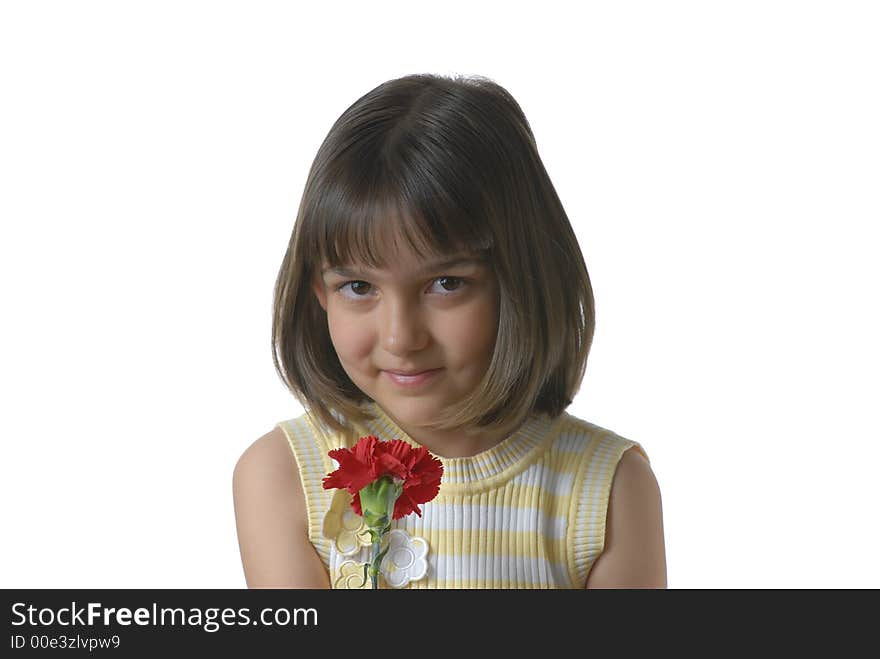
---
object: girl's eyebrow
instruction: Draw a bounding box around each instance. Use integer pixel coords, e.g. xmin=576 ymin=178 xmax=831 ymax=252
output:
xmin=322 ymin=256 xmax=484 ymax=280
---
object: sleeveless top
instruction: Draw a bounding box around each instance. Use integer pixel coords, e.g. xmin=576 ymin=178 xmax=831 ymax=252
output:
xmin=275 ymin=401 xmax=648 ymax=589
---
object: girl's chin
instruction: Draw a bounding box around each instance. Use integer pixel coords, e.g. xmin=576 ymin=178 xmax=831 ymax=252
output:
xmin=374 ymin=396 xmax=448 ymax=419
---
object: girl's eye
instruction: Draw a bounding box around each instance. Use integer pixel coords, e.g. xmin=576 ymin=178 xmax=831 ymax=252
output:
xmin=435 ymin=276 xmax=465 ymax=293
xmin=335 ymin=276 xmax=467 ymax=300
xmin=337 ymin=280 xmax=373 ymax=297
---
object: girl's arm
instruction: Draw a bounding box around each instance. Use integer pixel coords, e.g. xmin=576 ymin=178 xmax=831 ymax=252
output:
xmin=584 ymin=447 xmax=668 ymax=589
xmin=232 ymin=428 xmax=331 ymax=588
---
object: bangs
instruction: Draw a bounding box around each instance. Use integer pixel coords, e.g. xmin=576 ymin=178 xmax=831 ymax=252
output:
xmin=304 ymin=157 xmax=493 ymax=271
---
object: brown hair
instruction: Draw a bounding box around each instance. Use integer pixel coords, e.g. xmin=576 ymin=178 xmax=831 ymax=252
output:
xmin=272 ymin=73 xmax=595 ymax=442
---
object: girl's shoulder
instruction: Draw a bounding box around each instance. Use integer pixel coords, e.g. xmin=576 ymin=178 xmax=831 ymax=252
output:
xmin=274 ymin=408 xmax=354 ymax=454
xmin=553 ymin=412 xmax=650 ymax=463
xmin=233 ymin=425 xmax=300 ymax=493
xmin=234 ymin=408 xmax=336 ymax=508
xmin=232 ymin=423 xmax=332 ymax=588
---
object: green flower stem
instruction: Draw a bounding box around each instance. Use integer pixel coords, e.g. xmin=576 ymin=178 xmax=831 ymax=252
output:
xmin=370 ymin=539 xmax=380 ymax=590
xmin=366 ymin=531 xmax=391 ymax=589
xmin=358 ymin=475 xmax=403 ymax=589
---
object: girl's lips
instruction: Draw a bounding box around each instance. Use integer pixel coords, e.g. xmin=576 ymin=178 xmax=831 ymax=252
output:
xmin=383 ymin=368 xmax=442 ymax=387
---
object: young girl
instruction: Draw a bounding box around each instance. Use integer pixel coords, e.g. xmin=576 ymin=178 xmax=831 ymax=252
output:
xmin=233 ymin=73 xmax=666 ymax=589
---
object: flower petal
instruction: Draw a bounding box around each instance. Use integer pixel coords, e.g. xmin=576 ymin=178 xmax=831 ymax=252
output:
xmin=408 ymin=535 xmax=429 ymax=560
xmin=374 ymin=439 xmax=415 ymax=479
xmin=334 ymin=560 xmax=370 ymax=589
xmin=335 ymin=530 xmax=360 ymax=556
xmin=323 ymin=436 xmax=389 ymax=492
xmin=408 ymin=557 xmax=427 ymax=582
xmin=321 ymin=489 xmax=351 ymax=539
xmin=392 ymin=492 xmax=421 ymax=519
xmin=379 ymin=529 xmax=430 ymax=588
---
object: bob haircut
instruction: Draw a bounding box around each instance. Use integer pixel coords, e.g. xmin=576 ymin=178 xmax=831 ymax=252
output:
xmin=272 ymin=73 xmax=595 ymax=443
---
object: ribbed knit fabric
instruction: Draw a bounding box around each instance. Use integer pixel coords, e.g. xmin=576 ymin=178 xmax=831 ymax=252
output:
xmin=275 ymin=401 xmax=647 ymax=589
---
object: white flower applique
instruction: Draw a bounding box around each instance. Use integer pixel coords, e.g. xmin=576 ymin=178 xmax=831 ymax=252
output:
xmin=322 ymin=488 xmax=371 ymax=556
xmin=323 ymin=490 xmax=431 ymax=589
xmin=379 ymin=529 xmax=429 ymax=588
xmin=331 ymin=528 xmax=430 ymax=589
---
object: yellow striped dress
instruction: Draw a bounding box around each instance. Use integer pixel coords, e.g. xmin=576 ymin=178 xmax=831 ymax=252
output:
xmin=275 ymin=401 xmax=648 ymax=589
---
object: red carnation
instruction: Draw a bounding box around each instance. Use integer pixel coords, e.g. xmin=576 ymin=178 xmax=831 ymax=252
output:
xmin=322 ymin=435 xmax=443 ymax=520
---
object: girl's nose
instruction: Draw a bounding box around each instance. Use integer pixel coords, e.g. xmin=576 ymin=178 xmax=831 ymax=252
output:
xmin=380 ymin=299 xmax=429 ymax=354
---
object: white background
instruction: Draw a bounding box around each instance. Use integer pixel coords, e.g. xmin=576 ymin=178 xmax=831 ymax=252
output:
xmin=1 ymin=1 xmax=877 ymax=589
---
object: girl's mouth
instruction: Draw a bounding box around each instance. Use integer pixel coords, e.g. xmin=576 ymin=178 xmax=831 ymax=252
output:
xmin=383 ymin=369 xmax=443 ymax=387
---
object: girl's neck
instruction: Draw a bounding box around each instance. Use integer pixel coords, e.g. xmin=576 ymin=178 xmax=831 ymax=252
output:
xmin=406 ymin=425 xmax=510 ymax=459
xmin=372 ymin=404 xmax=510 ymax=459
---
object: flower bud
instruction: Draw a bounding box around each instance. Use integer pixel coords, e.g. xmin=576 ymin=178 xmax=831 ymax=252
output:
xmin=358 ymin=475 xmax=403 ymax=530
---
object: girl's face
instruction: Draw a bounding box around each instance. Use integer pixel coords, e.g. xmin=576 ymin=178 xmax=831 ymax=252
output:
xmin=313 ymin=242 xmax=500 ymax=455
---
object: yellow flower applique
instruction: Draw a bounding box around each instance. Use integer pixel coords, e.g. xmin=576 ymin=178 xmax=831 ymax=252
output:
xmin=322 ymin=488 xmax=371 ymax=556
xmin=334 ymin=560 xmax=372 ymax=589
